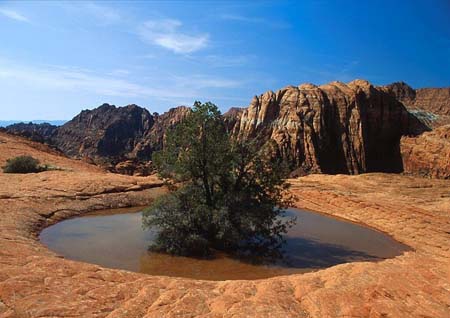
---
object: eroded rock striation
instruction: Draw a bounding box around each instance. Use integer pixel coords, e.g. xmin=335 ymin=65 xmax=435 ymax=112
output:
xmin=4 ymin=104 xmax=190 ymax=175
xmin=5 ymin=80 xmax=448 ymax=178
xmin=0 ymin=132 xmax=449 ymax=317
xmin=382 ymin=82 xmax=450 ymax=128
xmin=401 ymin=125 xmax=450 ymax=179
xmin=131 ymin=106 xmax=191 ymax=159
xmin=228 ymin=80 xmax=425 ymax=175
xmin=53 ymin=103 xmax=154 ymax=160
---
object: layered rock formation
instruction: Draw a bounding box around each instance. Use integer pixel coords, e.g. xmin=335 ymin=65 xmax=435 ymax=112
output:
xmin=401 ymin=125 xmax=450 ymax=179
xmin=5 ymin=80 xmax=448 ymax=178
xmin=53 ymin=103 xmax=154 ymax=160
xmin=382 ymin=82 xmax=450 ymax=128
xmin=131 ymin=106 xmax=191 ymax=159
xmin=4 ymin=104 xmax=190 ymax=175
xmin=228 ymin=80 xmax=425 ymax=175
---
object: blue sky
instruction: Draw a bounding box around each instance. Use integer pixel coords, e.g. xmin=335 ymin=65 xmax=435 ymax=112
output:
xmin=0 ymin=0 xmax=449 ymax=120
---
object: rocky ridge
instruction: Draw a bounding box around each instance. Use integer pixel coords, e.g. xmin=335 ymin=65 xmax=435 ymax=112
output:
xmin=5 ymin=80 xmax=448 ymax=178
xmin=4 ymin=122 xmax=58 ymax=143
xmin=4 ymin=104 xmax=190 ymax=175
xmin=382 ymin=82 xmax=450 ymax=128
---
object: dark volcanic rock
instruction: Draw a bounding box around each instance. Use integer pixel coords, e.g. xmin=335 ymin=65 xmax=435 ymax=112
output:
xmin=5 ymin=122 xmax=58 ymax=143
xmin=43 ymin=104 xmax=190 ymax=174
xmin=53 ymin=104 xmax=153 ymax=161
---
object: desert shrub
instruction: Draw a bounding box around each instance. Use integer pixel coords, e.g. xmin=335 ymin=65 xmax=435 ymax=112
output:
xmin=2 ymin=155 xmax=46 ymax=173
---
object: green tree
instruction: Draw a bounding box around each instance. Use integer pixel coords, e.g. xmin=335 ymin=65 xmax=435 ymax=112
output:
xmin=143 ymin=101 xmax=294 ymax=258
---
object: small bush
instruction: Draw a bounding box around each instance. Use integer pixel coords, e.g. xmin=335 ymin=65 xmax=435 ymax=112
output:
xmin=2 ymin=155 xmax=46 ymax=173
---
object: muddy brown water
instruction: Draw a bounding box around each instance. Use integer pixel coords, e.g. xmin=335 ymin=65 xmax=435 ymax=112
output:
xmin=40 ymin=207 xmax=410 ymax=280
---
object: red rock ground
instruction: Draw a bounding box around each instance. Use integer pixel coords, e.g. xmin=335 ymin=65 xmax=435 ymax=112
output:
xmin=0 ymin=131 xmax=449 ymax=317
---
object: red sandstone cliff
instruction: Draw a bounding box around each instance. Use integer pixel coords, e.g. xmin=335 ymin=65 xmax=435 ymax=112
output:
xmin=228 ymin=80 xmax=424 ymax=175
xmin=4 ymin=80 xmax=448 ymax=178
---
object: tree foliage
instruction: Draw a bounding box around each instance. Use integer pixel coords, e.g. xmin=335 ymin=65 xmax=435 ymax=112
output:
xmin=2 ymin=155 xmax=45 ymax=173
xmin=143 ymin=101 xmax=295 ymax=258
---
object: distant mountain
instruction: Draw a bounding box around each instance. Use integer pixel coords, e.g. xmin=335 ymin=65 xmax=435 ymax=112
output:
xmin=0 ymin=120 xmax=66 ymax=127
xmin=3 ymin=80 xmax=448 ymax=178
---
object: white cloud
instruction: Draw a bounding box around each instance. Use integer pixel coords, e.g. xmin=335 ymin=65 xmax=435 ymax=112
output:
xmin=0 ymin=8 xmax=30 ymax=23
xmin=138 ymin=19 xmax=209 ymax=54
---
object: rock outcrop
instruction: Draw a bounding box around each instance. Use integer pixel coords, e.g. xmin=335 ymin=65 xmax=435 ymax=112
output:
xmin=53 ymin=103 xmax=154 ymax=160
xmin=132 ymin=106 xmax=191 ymax=159
xmin=5 ymin=80 xmax=447 ymax=178
xmin=382 ymin=82 xmax=450 ymax=128
xmin=228 ymin=80 xmax=426 ymax=175
xmin=4 ymin=104 xmax=190 ymax=175
xmin=5 ymin=122 xmax=58 ymax=143
xmin=401 ymin=125 xmax=450 ymax=179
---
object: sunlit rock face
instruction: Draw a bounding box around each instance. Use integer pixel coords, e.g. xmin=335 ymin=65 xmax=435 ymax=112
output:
xmin=6 ymin=80 xmax=447 ymax=178
xmin=227 ymin=80 xmax=423 ymax=175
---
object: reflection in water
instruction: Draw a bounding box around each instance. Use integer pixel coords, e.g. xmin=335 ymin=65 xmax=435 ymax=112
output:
xmin=40 ymin=207 xmax=410 ymax=281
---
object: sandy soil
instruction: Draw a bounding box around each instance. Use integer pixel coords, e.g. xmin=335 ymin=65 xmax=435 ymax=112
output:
xmin=0 ymin=131 xmax=449 ymax=317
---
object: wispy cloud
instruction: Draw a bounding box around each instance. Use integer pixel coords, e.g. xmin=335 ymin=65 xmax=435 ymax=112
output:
xmin=0 ymin=59 xmax=241 ymax=102
xmin=108 ymin=69 xmax=131 ymax=76
xmin=0 ymin=8 xmax=30 ymax=23
xmin=220 ymin=14 xmax=289 ymax=29
xmin=57 ymin=1 xmax=121 ymax=26
xmin=82 ymin=2 xmax=121 ymax=25
xmin=138 ymin=19 xmax=209 ymax=54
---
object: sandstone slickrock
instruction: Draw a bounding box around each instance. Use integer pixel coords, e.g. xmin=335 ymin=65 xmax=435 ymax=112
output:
xmin=0 ymin=132 xmax=449 ymax=317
